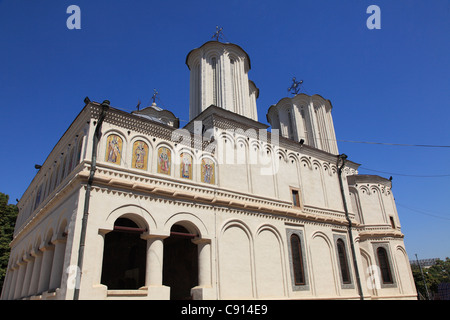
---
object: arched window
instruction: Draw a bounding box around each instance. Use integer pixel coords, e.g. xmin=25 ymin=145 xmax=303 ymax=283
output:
xmin=377 ymin=247 xmax=393 ymax=284
xmin=290 ymin=234 xmax=305 ymax=285
xmin=337 ymin=239 xmax=351 ymax=284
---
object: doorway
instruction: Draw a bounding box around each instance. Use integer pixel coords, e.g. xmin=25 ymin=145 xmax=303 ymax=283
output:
xmin=163 ymin=224 xmax=198 ymax=300
xmin=101 ymin=218 xmax=146 ymax=290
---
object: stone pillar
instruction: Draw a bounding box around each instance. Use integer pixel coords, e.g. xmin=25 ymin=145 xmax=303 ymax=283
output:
xmin=140 ymin=234 xmax=170 ymax=299
xmin=21 ymin=253 xmax=35 ymax=298
xmin=37 ymin=243 xmax=54 ymax=294
xmin=48 ymin=236 xmax=67 ymax=291
xmin=13 ymin=260 xmax=27 ymax=299
xmin=142 ymin=234 xmax=166 ymax=287
xmin=3 ymin=265 xmax=17 ymax=300
xmin=191 ymin=238 xmax=215 ymax=300
xmin=6 ymin=266 xmax=18 ymax=300
xmin=193 ymin=238 xmax=211 ymax=287
xmin=28 ymin=249 xmax=43 ymax=296
xmin=0 ymin=268 xmax=12 ymax=300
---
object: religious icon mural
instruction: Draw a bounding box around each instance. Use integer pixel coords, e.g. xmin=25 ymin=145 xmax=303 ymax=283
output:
xmin=180 ymin=153 xmax=193 ymax=179
xmin=201 ymin=158 xmax=215 ymax=184
xmin=132 ymin=140 xmax=149 ymax=170
xmin=105 ymin=134 xmax=123 ymax=165
xmin=157 ymin=147 xmax=171 ymax=175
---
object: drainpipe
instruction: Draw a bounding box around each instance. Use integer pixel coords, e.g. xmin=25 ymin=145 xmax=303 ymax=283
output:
xmin=74 ymin=100 xmax=110 ymax=300
xmin=337 ymin=153 xmax=364 ymax=300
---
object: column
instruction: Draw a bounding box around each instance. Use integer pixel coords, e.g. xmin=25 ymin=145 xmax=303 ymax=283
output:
xmin=0 ymin=269 xmax=12 ymax=300
xmin=141 ymin=234 xmax=167 ymax=287
xmin=13 ymin=259 xmax=27 ymax=299
xmin=28 ymin=249 xmax=43 ymax=296
xmin=20 ymin=253 xmax=35 ymax=298
xmin=190 ymin=238 xmax=215 ymax=300
xmin=37 ymin=242 xmax=54 ymax=294
xmin=140 ymin=234 xmax=170 ymax=299
xmin=7 ymin=265 xmax=19 ymax=300
xmin=192 ymin=238 xmax=211 ymax=287
xmin=48 ymin=236 xmax=67 ymax=291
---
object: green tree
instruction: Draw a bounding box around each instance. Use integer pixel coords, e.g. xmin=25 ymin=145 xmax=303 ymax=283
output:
xmin=0 ymin=192 xmax=19 ymax=293
xmin=412 ymin=257 xmax=450 ymax=299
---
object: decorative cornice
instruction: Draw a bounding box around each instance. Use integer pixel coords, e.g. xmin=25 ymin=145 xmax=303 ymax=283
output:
xmin=78 ymin=165 xmax=353 ymax=228
xmin=357 ymin=229 xmax=404 ymax=241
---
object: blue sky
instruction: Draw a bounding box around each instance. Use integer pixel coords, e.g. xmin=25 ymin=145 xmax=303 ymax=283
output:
xmin=0 ymin=0 xmax=449 ymax=260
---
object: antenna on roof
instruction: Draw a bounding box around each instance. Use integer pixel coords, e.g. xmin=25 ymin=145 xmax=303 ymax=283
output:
xmin=211 ymin=26 xmax=224 ymax=42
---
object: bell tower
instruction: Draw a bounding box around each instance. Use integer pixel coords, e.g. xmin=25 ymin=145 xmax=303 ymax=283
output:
xmin=266 ymin=93 xmax=339 ymax=155
xmin=186 ymin=40 xmax=259 ymax=121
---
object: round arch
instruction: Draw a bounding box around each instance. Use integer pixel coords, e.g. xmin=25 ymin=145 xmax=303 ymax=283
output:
xmin=163 ymin=212 xmax=209 ymax=239
xmin=104 ymin=204 xmax=156 ymax=233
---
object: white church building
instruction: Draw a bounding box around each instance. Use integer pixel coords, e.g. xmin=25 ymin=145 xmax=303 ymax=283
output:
xmin=1 ymin=39 xmax=417 ymax=300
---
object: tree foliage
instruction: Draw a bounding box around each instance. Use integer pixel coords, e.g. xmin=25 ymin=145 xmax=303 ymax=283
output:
xmin=0 ymin=192 xmax=19 ymax=292
xmin=411 ymin=257 xmax=450 ymax=299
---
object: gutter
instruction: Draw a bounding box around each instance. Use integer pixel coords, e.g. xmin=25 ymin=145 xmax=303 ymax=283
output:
xmin=73 ymin=100 xmax=110 ymax=300
xmin=337 ymin=154 xmax=364 ymax=300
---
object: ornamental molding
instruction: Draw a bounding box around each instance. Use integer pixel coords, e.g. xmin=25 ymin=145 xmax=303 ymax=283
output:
xmin=79 ymin=165 xmax=353 ymax=227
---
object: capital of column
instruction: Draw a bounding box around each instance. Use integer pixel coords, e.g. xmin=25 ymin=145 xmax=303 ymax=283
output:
xmin=51 ymin=237 xmax=67 ymax=245
xmin=191 ymin=237 xmax=211 ymax=245
xmin=39 ymin=242 xmax=55 ymax=252
xmin=30 ymin=248 xmax=43 ymax=258
xmin=23 ymin=252 xmax=34 ymax=263
xmin=51 ymin=232 xmax=67 ymax=245
xmin=140 ymin=233 xmax=169 ymax=241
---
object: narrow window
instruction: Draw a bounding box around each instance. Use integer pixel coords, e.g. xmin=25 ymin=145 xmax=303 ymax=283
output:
xmin=377 ymin=247 xmax=393 ymax=284
xmin=288 ymin=111 xmax=295 ymax=139
xmin=337 ymin=239 xmax=351 ymax=284
xmin=291 ymin=189 xmax=300 ymax=208
xmin=230 ymin=59 xmax=236 ymax=109
xmin=389 ymin=216 xmax=396 ymax=229
xmin=290 ymin=234 xmax=305 ymax=285
xmin=212 ymin=57 xmax=218 ymax=106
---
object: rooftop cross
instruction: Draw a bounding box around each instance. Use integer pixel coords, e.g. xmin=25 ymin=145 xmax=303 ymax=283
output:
xmin=211 ymin=26 xmax=224 ymax=41
xmin=288 ymin=77 xmax=303 ymax=95
xmin=151 ymin=89 xmax=159 ymax=104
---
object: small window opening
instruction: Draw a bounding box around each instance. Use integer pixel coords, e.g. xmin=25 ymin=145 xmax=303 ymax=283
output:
xmin=291 ymin=189 xmax=300 ymax=208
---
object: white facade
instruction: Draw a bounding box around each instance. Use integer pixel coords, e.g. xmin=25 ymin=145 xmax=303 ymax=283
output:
xmin=1 ymin=40 xmax=417 ymax=300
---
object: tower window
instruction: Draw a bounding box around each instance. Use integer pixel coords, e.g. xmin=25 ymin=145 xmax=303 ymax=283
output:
xmin=212 ymin=57 xmax=218 ymax=106
xmin=287 ymin=111 xmax=295 ymax=140
xmin=377 ymin=247 xmax=393 ymax=284
xmin=291 ymin=189 xmax=300 ymax=208
xmin=389 ymin=216 xmax=396 ymax=229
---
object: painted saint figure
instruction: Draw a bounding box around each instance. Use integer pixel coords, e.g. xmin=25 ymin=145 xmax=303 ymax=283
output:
xmin=201 ymin=158 xmax=215 ymax=184
xmin=180 ymin=153 xmax=192 ymax=179
xmin=105 ymin=134 xmax=122 ymax=165
xmin=158 ymin=147 xmax=171 ymax=175
xmin=132 ymin=140 xmax=148 ymax=170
